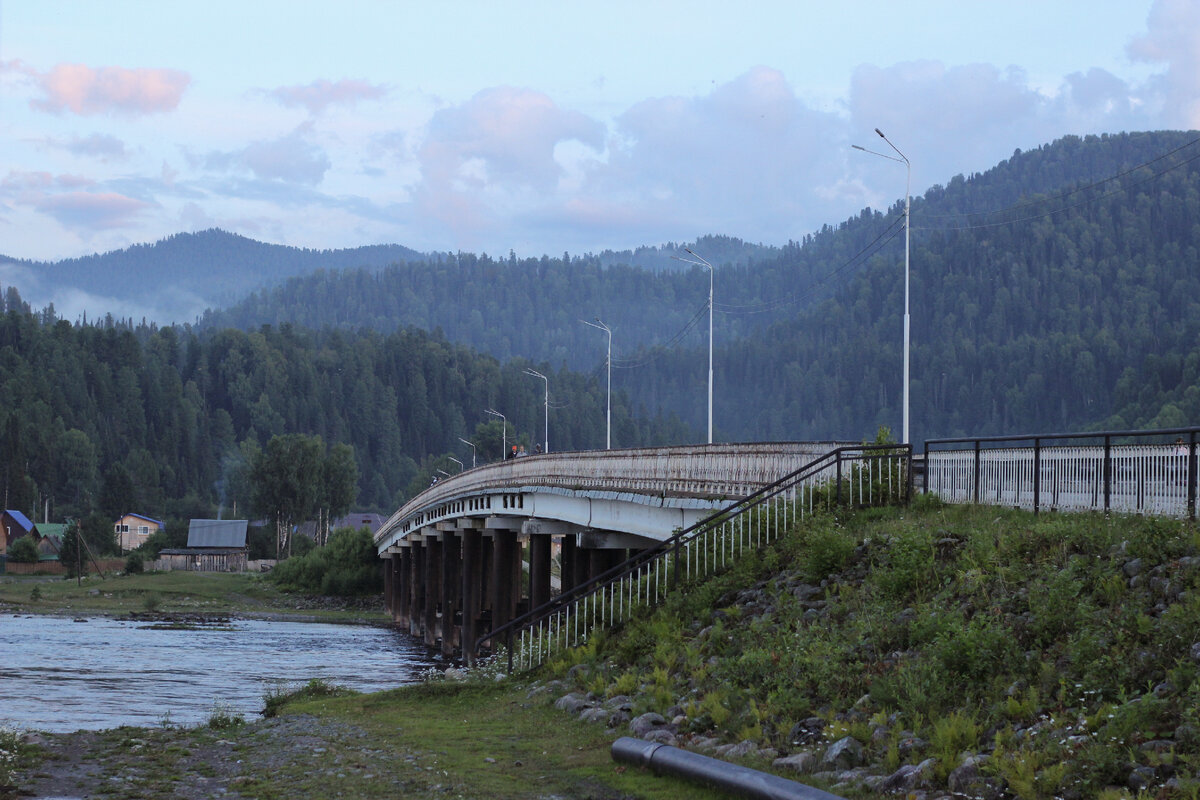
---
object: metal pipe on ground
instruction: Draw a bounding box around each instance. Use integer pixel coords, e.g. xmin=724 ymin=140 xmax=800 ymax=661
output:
xmin=611 ymin=737 xmax=845 ymax=800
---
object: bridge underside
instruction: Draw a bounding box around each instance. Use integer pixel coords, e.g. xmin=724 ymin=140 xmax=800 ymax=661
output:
xmin=380 ymin=488 xmax=722 ymax=658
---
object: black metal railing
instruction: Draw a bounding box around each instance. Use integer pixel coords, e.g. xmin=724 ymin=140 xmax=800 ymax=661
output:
xmin=477 ymin=444 xmax=912 ymax=672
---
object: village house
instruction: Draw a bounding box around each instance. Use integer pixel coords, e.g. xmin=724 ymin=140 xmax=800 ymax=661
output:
xmin=156 ymin=519 xmax=249 ymax=572
xmin=113 ymin=513 xmax=163 ymax=552
xmin=2 ymin=509 xmax=37 ymax=554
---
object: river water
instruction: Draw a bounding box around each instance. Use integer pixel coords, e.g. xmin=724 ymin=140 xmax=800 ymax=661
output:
xmin=0 ymin=615 xmax=442 ymax=732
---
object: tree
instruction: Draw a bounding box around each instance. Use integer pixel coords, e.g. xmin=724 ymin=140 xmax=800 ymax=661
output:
xmin=99 ymin=464 xmax=136 ymax=520
xmin=318 ymin=443 xmax=358 ymax=546
xmin=6 ymin=535 xmax=38 ymax=563
xmin=250 ymin=433 xmax=323 ymax=558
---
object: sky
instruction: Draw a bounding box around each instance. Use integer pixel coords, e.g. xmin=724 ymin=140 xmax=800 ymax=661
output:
xmin=1 ymin=0 xmax=1198 ymax=265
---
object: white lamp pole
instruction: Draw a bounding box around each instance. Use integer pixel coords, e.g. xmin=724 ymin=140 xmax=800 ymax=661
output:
xmin=457 ymin=437 xmax=476 ymax=469
xmin=672 ymin=248 xmax=715 ymax=444
xmin=523 ymin=368 xmax=549 ymax=453
xmin=448 ymin=456 xmax=463 ymax=473
xmin=485 ymin=408 xmax=506 ymax=460
xmin=580 ymin=318 xmax=611 ymax=449
xmin=853 ymin=128 xmax=911 ymax=444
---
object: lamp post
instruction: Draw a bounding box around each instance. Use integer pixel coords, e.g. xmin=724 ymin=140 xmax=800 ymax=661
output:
xmin=581 ymin=318 xmax=611 ymax=449
xmin=485 ymin=408 xmax=506 ymax=460
xmin=853 ymin=128 xmax=911 ymax=444
xmin=448 ymin=456 xmax=463 ymax=473
xmin=671 ymin=248 xmax=715 ymax=444
xmin=523 ymin=367 xmax=549 ymax=453
xmin=457 ymin=437 xmax=476 ymax=469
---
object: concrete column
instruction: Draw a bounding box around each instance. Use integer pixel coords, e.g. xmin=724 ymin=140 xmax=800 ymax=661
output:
xmin=461 ymin=528 xmax=482 ymax=663
xmin=560 ymin=534 xmax=578 ymax=593
xmin=383 ymin=554 xmax=393 ymax=615
xmin=441 ymin=531 xmax=461 ymax=655
xmin=410 ymin=540 xmax=425 ymax=639
xmin=396 ymin=546 xmax=411 ymax=629
xmin=530 ymin=534 xmax=552 ymax=612
xmin=424 ymin=536 xmax=443 ymax=648
xmin=489 ymin=534 xmax=517 ymax=637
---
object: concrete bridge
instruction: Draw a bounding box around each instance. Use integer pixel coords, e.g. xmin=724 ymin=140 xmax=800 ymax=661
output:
xmin=375 ymin=442 xmax=851 ymax=657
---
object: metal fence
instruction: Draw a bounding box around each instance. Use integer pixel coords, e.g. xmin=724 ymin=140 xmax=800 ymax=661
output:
xmin=925 ymin=427 xmax=1200 ymax=518
xmin=481 ymin=444 xmax=912 ymax=673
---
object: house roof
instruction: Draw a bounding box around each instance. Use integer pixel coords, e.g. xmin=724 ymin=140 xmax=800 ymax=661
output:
xmin=121 ymin=513 xmax=164 ymax=526
xmin=3 ymin=510 xmax=35 ymax=533
xmin=333 ymin=512 xmax=386 ymax=533
xmin=186 ymin=519 xmax=249 ymax=549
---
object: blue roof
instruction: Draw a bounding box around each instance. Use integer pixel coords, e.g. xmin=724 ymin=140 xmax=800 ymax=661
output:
xmin=3 ymin=510 xmax=34 ymax=533
xmin=123 ymin=513 xmax=164 ymax=526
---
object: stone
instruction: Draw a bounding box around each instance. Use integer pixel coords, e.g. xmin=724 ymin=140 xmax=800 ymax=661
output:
xmin=1124 ymin=558 xmax=1144 ymax=577
xmin=554 ymin=693 xmax=592 ymax=715
xmin=821 ymin=736 xmax=865 ymax=770
xmin=714 ymin=740 xmax=758 ymax=759
xmin=773 ymin=752 xmax=817 ymax=774
xmin=789 ymin=717 xmax=825 ymax=745
xmin=948 ymin=754 xmax=990 ymax=794
xmin=879 ymin=758 xmax=937 ymax=793
xmin=643 ymin=728 xmax=678 ymax=746
xmin=629 ymin=711 xmax=669 ymax=738
xmin=1128 ymin=766 xmax=1157 ymax=792
xmin=579 ymin=707 xmax=610 ymax=725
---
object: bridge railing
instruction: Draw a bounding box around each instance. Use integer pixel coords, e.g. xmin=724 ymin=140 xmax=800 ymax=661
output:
xmin=478 ymin=444 xmax=912 ymax=673
xmin=376 ymin=442 xmax=852 ymax=549
xmin=925 ymin=427 xmax=1200 ymax=519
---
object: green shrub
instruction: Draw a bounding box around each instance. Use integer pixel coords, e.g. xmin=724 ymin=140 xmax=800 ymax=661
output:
xmin=268 ymin=527 xmax=382 ymax=596
xmin=124 ymin=551 xmax=145 ymax=574
xmin=6 ymin=536 xmax=38 ymax=563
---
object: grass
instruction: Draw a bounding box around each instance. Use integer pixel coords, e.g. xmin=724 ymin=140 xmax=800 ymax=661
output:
xmin=251 ymin=679 xmax=730 ymax=800
xmin=0 ymin=571 xmax=385 ymax=623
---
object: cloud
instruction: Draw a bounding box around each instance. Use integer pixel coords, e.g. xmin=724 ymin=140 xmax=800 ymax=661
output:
xmin=1128 ymin=0 xmax=1200 ymax=128
xmin=0 ymin=170 xmax=148 ymax=231
xmin=12 ymin=61 xmax=190 ymax=116
xmin=598 ymin=67 xmax=844 ymax=240
xmin=268 ymin=78 xmax=386 ymax=115
xmin=35 ymin=192 xmax=149 ymax=230
xmin=413 ymin=87 xmax=606 ymax=241
xmin=46 ymin=133 xmax=129 ymax=161
xmin=201 ymin=127 xmax=331 ymax=186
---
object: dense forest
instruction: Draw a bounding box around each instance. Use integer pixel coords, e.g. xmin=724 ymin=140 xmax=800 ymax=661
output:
xmin=3 ymin=129 xmax=1200 ymax=526
xmin=0 ymin=291 xmax=690 ymax=524
xmin=200 ymin=131 xmax=1200 ymax=442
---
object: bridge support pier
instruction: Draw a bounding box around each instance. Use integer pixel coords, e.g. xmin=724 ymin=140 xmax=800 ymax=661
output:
xmin=423 ymin=534 xmax=442 ymax=648
xmin=409 ymin=539 xmax=425 ymax=639
xmin=394 ymin=545 xmax=411 ymax=629
xmin=461 ymin=526 xmax=482 ymax=665
xmin=440 ymin=529 xmax=462 ymax=655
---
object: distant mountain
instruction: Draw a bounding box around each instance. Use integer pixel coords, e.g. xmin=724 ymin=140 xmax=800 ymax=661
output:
xmin=0 ymin=229 xmax=425 ymax=324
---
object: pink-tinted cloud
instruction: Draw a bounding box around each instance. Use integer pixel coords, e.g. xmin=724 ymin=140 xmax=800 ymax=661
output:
xmin=269 ymin=79 xmax=386 ymax=115
xmin=1128 ymin=0 xmax=1200 ymax=128
xmin=19 ymin=62 xmax=189 ymax=116
xmin=34 ymin=192 xmax=149 ymax=229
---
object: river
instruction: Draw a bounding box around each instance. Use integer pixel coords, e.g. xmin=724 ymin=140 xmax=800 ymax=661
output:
xmin=0 ymin=614 xmax=442 ymax=733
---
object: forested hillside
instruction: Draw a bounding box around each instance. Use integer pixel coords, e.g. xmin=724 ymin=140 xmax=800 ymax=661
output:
xmin=0 ymin=287 xmax=690 ymax=523
xmin=198 ymin=131 xmax=1200 ymax=443
xmin=0 ymin=229 xmax=425 ymax=324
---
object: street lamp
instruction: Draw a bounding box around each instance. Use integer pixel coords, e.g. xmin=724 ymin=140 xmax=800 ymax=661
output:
xmin=853 ymin=127 xmax=911 ymax=445
xmin=448 ymin=456 xmax=463 ymax=473
xmin=671 ymin=248 xmax=715 ymax=444
xmin=523 ymin=368 xmax=549 ymax=453
xmin=580 ymin=318 xmax=611 ymax=449
xmin=485 ymin=408 xmax=507 ymax=460
xmin=458 ymin=437 xmax=476 ymax=469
